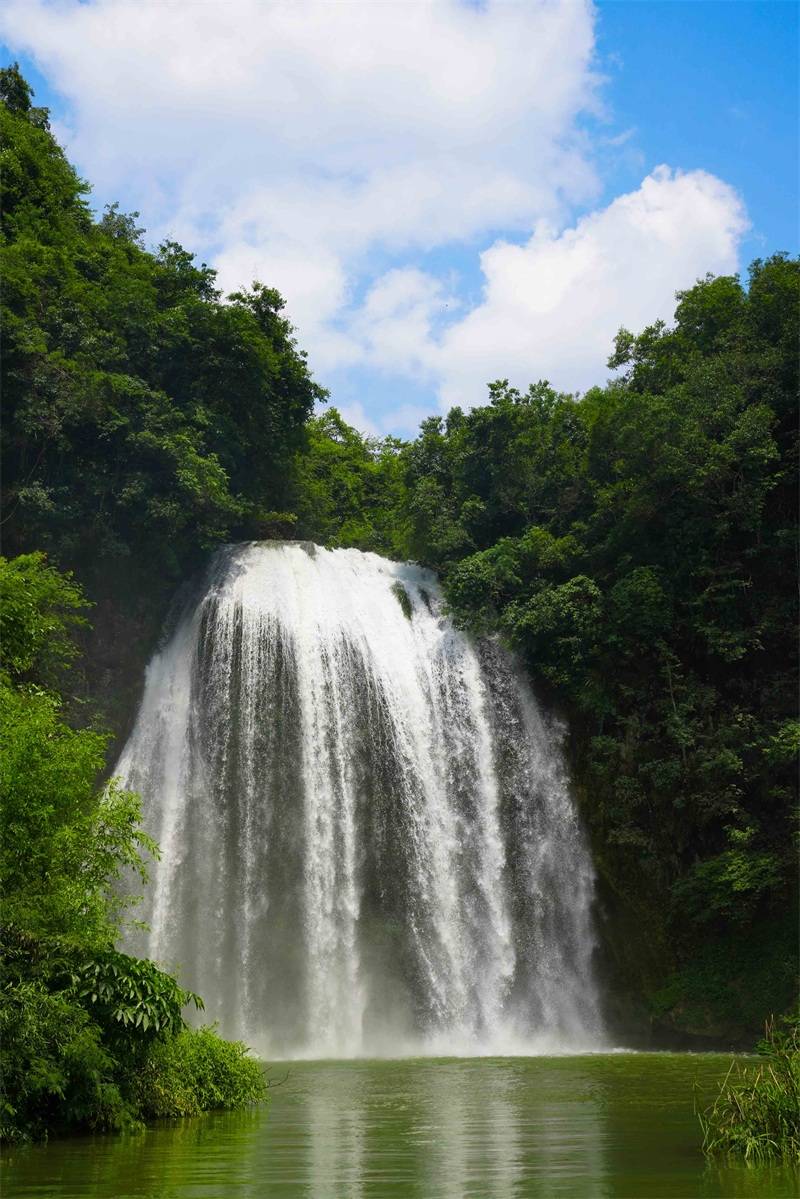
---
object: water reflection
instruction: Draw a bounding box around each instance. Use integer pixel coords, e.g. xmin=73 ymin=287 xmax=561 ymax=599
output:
xmin=420 ymin=1063 xmax=526 ymax=1198
xmin=3 ymin=1056 xmax=799 ymax=1199
xmin=412 ymin=1060 xmax=609 ymax=1199
xmin=304 ymin=1070 xmax=366 ymax=1199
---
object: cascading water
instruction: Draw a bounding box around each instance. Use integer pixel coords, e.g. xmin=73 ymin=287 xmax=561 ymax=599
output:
xmin=117 ymin=542 xmax=604 ymax=1057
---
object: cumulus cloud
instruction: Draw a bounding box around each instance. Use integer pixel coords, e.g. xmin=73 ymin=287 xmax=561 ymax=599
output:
xmin=328 ymin=167 xmax=748 ymax=418
xmin=350 ymin=268 xmax=455 ymax=379
xmin=336 ymin=401 xmax=380 ymax=439
xmin=1 ymin=2 xmax=750 ymax=429
xmin=0 ymin=0 xmax=599 ymax=337
xmin=430 ymin=166 xmax=750 ymax=408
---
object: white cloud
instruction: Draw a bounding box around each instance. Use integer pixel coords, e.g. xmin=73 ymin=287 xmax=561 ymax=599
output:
xmin=316 ymin=167 xmax=748 ymax=414
xmin=350 ymin=268 xmax=453 ymax=378
xmin=379 ymin=403 xmax=438 ymax=437
xmin=214 ymin=241 xmax=349 ymax=340
xmin=336 ymin=401 xmax=380 ymax=439
xmin=1 ymin=0 xmax=599 ymax=341
xmin=1 ymin=4 xmax=750 ymax=428
xmin=338 ymin=398 xmax=434 ymax=439
xmin=369 ymin=166 xmax=748 ymax=412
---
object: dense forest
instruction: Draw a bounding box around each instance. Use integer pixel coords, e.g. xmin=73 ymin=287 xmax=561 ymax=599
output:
xmin=297 ymin=259 xmax=798 ymax=1041
xmin=1 ymin=65 xmax=797 ymax=1137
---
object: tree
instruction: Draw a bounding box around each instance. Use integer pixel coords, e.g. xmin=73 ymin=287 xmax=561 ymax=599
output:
xmin=1 ymin=73 xmax=326 ymax=732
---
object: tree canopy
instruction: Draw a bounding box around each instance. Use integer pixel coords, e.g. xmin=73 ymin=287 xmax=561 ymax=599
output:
xmin=398 ymin=258 xmax=798 ymax=1035
xmin=1 ymin=75 xmax=324 ymax=592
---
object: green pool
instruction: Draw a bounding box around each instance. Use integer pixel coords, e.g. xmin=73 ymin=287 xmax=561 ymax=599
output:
xmin=3 ymin=1054 xmax=798 ymax=1197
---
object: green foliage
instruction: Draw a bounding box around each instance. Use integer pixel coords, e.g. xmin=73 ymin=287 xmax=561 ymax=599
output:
xmin=649 ymin=916 xmax=797 ymax=1038
xmin=0 ymin=552 xmax=88 ymax=684
xmin=700 ymin=1015 xmax=800 ymax=1161
xmin=0 ymin=933 xmax=259 ymax=1141
xmin=0 ymin=680 xmax=153 ymax=945
xmin=134 ymin=1027 xmax=267 ymax=1118
xmin=0 ymin=553 xmax=264 ymax=1142
xmin=391 ymin=582 xmax=413 ymax=620
xmin=402 ymin=258 xmax=799 ymax=1035
xmin=0 ymin=62 xmax=48 ymax=127
xmin=0 ymin=62 xmax=33 ymax=114
xmin=0 ymin=980 xmax=129 ymax=1142
xmin=0 ymin=553 xmax=153 ymax=944
xmin=1 ymin=78 xmax=325 ymax=722
xmin=673 ymin=825 xmax=781 ymax=925
xmin=74 ymin=950 xmax=203 ymax=1039
xmin=292 ymin=409 xmax=409 ymax=555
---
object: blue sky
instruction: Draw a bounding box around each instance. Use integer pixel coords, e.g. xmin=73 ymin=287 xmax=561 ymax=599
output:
xmin=2 ymin=1 xmax=796 ymax=435
xmin=594 ymin=1 xmax=797 ymax=255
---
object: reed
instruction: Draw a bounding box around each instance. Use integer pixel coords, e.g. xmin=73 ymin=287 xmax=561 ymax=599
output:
xmin=699 ymin=1015 xmax=800 ymax=1162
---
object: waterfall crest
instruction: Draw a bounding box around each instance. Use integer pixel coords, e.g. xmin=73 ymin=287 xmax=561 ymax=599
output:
xmin=118 ymin=542 xmax=604 ymax=1057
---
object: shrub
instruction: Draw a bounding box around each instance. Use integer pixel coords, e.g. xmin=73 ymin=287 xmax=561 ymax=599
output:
xmin=700 ymin=1015 xmax=800 ymax=1162
xmin=0 ymin=982 xmax=134 ymax=1141
xmin=0 ymin=946 xmax=266 ymax=1139
xmin=0 ymin=990 xmax=267 ymax=1142
xmin=0 ymin=551 xmax=267 ymax=1143
xmin=74 ymin=948 xmax=203 ymax=1043
xmin=135 ymin=1026 xmax=267 ymax=1118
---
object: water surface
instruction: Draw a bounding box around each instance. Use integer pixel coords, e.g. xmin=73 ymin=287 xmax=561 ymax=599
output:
xmin=4 ymin=1055 xmax=798 ymax=1198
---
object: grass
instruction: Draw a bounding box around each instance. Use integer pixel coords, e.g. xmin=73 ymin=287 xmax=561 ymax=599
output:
xmin=391 ymin=582 xmax=413 ymax=620
xmin=699 ymin=1015 xmax=800 ymax=1162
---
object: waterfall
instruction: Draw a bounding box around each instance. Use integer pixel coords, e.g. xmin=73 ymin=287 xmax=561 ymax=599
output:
xmin=117 ymin=542 xmax=604 ymax=1057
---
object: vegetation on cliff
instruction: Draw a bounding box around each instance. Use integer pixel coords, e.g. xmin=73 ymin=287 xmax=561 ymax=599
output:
xmin=394 ymin=256 xmax=799 ymax=1038
xmin=0 ymin=553 xmax=266 ymax=1141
